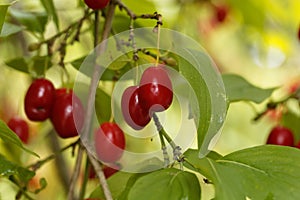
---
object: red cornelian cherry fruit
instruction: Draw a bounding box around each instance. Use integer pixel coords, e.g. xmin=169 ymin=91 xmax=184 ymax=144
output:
xmin=94 ymin=122 xmax=125 ymax=163
xmin=138 ymin=65 xmax=173 ymax=115
xmin=88 ymin=164 xmax=120 ymax=179
xmin=84 ymin=0 xmax=110 ymax=10
xmin=7 ymin=117 xmax=29 ymax=144
xmin=266 ymin=126 xmax=294 ymax=146
xmin=121 ymin=86 xmax=151 ymax=130
xmin=50 ymin=89 xmax=84 ymax=138
xmin=24 ymin=78 xmax=55 ymax=121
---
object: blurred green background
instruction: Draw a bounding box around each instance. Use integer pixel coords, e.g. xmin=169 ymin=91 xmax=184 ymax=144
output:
xmin=0 ymin=0 xmax=300 ymax=199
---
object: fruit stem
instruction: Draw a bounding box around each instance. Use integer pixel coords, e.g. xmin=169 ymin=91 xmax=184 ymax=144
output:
xmin=154 ymin=14 xmax=162 ymax=66
xmin=109 ymin=81 xmax=116 ymax=123
xmin=157 ymin=126 xmax=170 ymax=167
xmin=153 ymin=113 xmax=183 ymax=164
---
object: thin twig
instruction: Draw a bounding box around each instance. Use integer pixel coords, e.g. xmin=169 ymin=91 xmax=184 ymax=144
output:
xmin=79 ymin=2 xmax=117 ymax=200
xmin=27 ymin=138 xmax=79 ymax=171
xmin=67 ymin=145 xmax=84 ymax=200
xmin=86 ymin=151 xmax=113 ymax=200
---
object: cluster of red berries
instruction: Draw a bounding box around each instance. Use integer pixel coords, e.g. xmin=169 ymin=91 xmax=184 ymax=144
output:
xmin=7 ymin=78 xmax=84 ymax=143
xmin=266 ymin=126 xmax=300 ymax=148
xmin=121 ymin=65 xmax=173 ymax=130
xmin=84 ymin=0 xmax=110 ymax=10
xmin=25 ymin=78 xmax=85 ymax=138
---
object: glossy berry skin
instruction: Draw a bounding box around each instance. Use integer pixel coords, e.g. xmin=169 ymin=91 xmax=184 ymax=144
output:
xmin=94 ymin=122 xmax=125 ymax=163
xmin=50 ymin=89 xmax=84 ymax=138
xmin=121 ymin=86 xmax=151 ymax=130
xmin=84 ymin=0 xmax=110 ymax=10
xmin=138 ymin=66 xmax=173 ymax=115
xmin=24 ymin=78 xmax=55 ymax=121
xmin=8 ymin=117 xmax=29 ymax=144
xmin=266 ymin=126 xmax=294 ymax=146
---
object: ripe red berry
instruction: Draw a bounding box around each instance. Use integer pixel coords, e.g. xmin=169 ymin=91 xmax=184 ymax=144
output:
xmin=138 ymin=66 xmax=173 ymax=115
xmin=24 ymin=78 xmax=55 ymax=121
xmin=7 ymin=117 xmax=29 ymax=144
xmin=94 ymin=122 xmax=125 ymax=163
xmin=266 ymin=126 xmax=294 ymax=146
xmin=103 ymin=164 xmax=119 ymax=178
xmin=50 ymin=89 xmax=84 ymax=138
xmin=295 ymin=141 xmax=300 ymax=149
xmin=214 ymin=5 xmax=228 ymax=23
xmin=88 ymin=164 xmax=119 ymax=179
xmin=121 ymin=86 xmax=151 ymax=130
xmin=298 ymin=24 xmax=300 ymax=41
xmin=84 ymin=0 xmax=110 ymax=10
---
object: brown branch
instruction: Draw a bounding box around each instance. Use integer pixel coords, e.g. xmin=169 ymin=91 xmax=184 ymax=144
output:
xmin=67 ymin=145 xmax=85 ymax=200
xmin=86 ymin=151 xmax=113 ymax=200
xmin=79 ymin=2 xmax=117 ymax=200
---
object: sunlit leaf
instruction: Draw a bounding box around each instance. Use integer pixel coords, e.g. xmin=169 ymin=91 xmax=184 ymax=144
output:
xmin=184 ymin=145 xmax=300 ymax=200
xmin=222 ymin=73 xmax=275 ymax=103
xmin=40 ymin=0 xmax=59 ymax=29
xmin=0 ymin=3 xmax=9 ymax=33
xmin=10 ymin=9 xmax=48 ymax=33
xmin=0 ymin=22 xmax=24 ymax=37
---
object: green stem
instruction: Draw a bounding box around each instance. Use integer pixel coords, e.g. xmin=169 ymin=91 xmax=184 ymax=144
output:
xmin=27 ymin=138 xmax=79 ymax=171
xmin=79 ymin=158 xmax=90 ymax=200
xmin=152 ymin=113 xmax=183 ymax=164
xmin=158 ymin=127 xmax=170 ymax=167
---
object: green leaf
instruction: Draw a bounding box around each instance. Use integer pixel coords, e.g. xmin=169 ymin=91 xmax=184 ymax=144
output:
xmin=127 ymin=168 xmax=201 ymax=200
xmin=0 ymin=154 xmax=35 ymax=183
xmin=184 ymin=145 xmax=300 ymax=200
xmin=0 ymin=22 xmax=24 ymax=37
xmin=29 ymin=55 xmax=52 ymax=77
xmin=70 ymin=55 xmax=132 ymax=81
xmin=177 ymin=54 xmax=212 ymax=153
xmin=5 ymin=56 xmax=51 ymax=76
xmin=5 ymin=57 xmax=29 ymax=73
xmin=0 ymin=120 xmax=39 ymax=157
xmin=176 ymin=48 xmax=227 ymax=156
xmin=0 ymin=3 xmax=9 ymax=33
xmin=89 ymin=172 xmax=136 ymax=199
xmin=281 ymin=111 xmax=300 ymax=142
xmin=222 ymin=73 xmax=275 ymax=103
xmin=40 ymin=0 xmax=59 ymax=29
xmin=10 ymin=9 xmax=48 ymax=33
xmin=95 ymin=88 xmax=111 ymax=124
